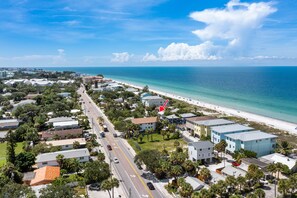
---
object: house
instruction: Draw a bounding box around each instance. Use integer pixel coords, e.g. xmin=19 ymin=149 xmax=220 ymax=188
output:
xmin=46 ymin=138 xmax=86 ymax=150
xmin=114 ymin=98 xmax=124 ymax=103
xmin=13 ymin=99 xmax=35 ymax=110
xmin=191 ymin=119 xmax=234 ymax=138
xmin=221 ymin=165 xmax=246 ymax=178
xmin=25 ymin=94 xmax=41 ymax=100
xmin=23 ymin=166 xmax=60 ymax=186
xmin=0 ymin=119 xmax=20 ymax=131
xmin=179 ymin=113 xmax=196 ymax=124
xmin=53 ymin=120 xmax=79 ymax=130
xmin=165 ymin=114 xmax=180 ymax=124
xmin=210 ymin=171 xmax=226 ymax=184
xmin=239 ymin=158 xmax=269 ymax=172
xmin=126 ymin=87 xmax=138 ymax=92
xmin=57 ymin=80 xmax=75 ymax=85
xmin=259 ymin=153 xmax=297 ymax=172
xmin=41 ymin=128 xmax=83 ymax=140
xmin=185 ymin=177 xmax=206 ymax=191
xmin=131 ymin=117 xmax=158 ymax=132
xmin=141 ymin=96 xmax=165 ymax=107
xmin=35 ymin=148 xmax=90 ymax=168
xmin=140 ymin=92 xmax=152 ymax=99
xmin=47 ymin=117 xmax=75 ymax=125
xmin=186 ymin=116 xmax=215 ymax=132
xmin=225 ymin=131 xmax=277 ymax=157
xmin=211 ymin=124 xmax=254 ymax=144
xmin=188 ymin=141 xmax=214 ymax=163
xmin=58 ymin=92 xmax=71 ymax=98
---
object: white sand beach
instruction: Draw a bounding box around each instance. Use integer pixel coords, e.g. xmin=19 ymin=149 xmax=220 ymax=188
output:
xmin=115 ymin=80 xmax=297 ymax=134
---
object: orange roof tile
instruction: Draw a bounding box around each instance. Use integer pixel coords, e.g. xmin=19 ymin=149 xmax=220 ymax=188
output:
xmin=30 ymin=166 xmax=60 ymax=186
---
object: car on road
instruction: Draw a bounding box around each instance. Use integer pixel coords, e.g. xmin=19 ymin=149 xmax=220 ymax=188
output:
xmin=113 ymin=133 xmax=117 ymax=138
xmin=89 ymin=183 xmax=100 ymax=191
xmin=113 ymin=157 xmax=119 ymax=163
xmin=146 ymin=182 xmax=155 ymax=190
xmin=107 ymin=145 xmax=112 ymax=150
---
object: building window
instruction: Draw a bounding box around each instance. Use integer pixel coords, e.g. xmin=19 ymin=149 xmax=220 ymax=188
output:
xmin=42 ymin=162 xmax=48 ymax=165
xmin=241 ymin=141 xmax=243 ymax=144
xmin=200 ymin=149 xmax=202 ymax=151
xmin=208 ymin=148 xmax=210 ymax=150
xmin=79 ymin=157 xmax=84 ymax=160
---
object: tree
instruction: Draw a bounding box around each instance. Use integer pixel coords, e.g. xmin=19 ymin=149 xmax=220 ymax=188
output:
xmin=73 ymin=141 xmax=80 ymax=149
xmin=63 ymin=158 xmax=81 ymax=173
xmin=254 ymin=188 xmax=265 ymax=198
xmin=84 ymin=161 xmax=111 ymax=184
xmin=161 ymin=129 xmax=167 ymax=140
xmin=174 ymin=140 xmax=180 ymax=148
xmin=225 ymin=176 xmax=236 ymax=193
xmin=142 ymin=85 xmax=149 ymax=92
xmin=182 ymin=160 xmax=195 ymax=175
xmin=134 ymin=149 xmax=161 ymax=173
xmin=0 ymin=163 xmax=23 ymax=183
xmin=278 ymin=179 xmax=290 ymax=197
xmin=101 ymin=177 xmax=120 ymax=198
xmin=170 ymin=165 xmax=183 ymax=181
xmin=199 ymin=167 xmax=211 ymax=182
xmin=56 ymin=154 xmax=65 ymax=167
xmin=6 ymin=130 xmax=16 ymax=163
xmin=15 ymin=152 xmax=35 ymax=172
xmin=236 ymin=176 xmax=246 ymax=192
xmin=97 ymin=152 xmax=105 ymax=161
xmin=0 ymin=182 xmax=36 ymax=198
xmin=276 ymin=141 xmax=291 ymax=156
xmin=191 ymin=189 xmax=212 ymax=198
xmin=39 ymin=184 xmax=76 ymax=198
xmin=214 ymin=140 xmax=227 ymax=158
xmin=179 ymin=182 xmax=193 ymax=198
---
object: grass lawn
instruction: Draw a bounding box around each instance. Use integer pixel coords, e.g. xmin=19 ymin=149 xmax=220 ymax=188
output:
xmin=128 ymin=133 xmax=187 ymax=153
xmin=0 ymin=142 xmax=23 ymax=167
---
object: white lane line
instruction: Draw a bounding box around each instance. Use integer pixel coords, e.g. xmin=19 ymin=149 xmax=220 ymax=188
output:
xmin=124 ymin=171 xmax=142 ymax=198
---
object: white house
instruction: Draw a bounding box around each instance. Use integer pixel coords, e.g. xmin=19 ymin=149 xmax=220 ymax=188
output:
xmin=185 ymin=177 xmax=206 ymax=191
xmin=211 ymin=124 xmax=254 ymax=144
xmin=35 ymin=148 xmax=90 ymax=168
xmin=131 ymin=117 xmax=158 ymax=132
xmin=225 ymin=130 xmax=277 ymax=157
xmin=141 ymin=96 xmax=165 ymax=107
xmin=46 ymin=138 xmax=86 ymax=150
xmin=53 ymin=120 xmax=79 ymax=130
xmin=221 ymin=165 xmax=247 ymax=178
xmin=188 ymin=141 xmax=214 ymax=163
xmin=259 ymin=153 xmax=297 ymax=172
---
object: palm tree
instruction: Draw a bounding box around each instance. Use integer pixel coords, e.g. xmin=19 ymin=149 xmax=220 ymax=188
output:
xmin=278 ymin=179 xmax=290 ymax=197
xmin=161 ymin=129 xmax=167 ymax=140
xmin=179 ymin=182 xmax=193 ymax=198
xmin=254 ymin=188 xmax=265 ymax=198
xmin=182 ymin=160 xmax=195 ymax=175
xmin=267 ymin=163 xmax=277 ymax=178
xmin=246 ymin=193 xmax=257 ymax=198
xmin=101 ymin=177 xmax=119 ymax=198
xmin=191 ymin=189 xmax=212 ymax=198
xmin=170 ymin=165 xmax=183 ymax=181
xmin=216 ymin=180 xmax=227 ymax=197
xmin=236 ymin=176 xmax=246 ymax=192
xmin=225 ymin=176 xmax=236 ymax=194
xmin=199 ymin=167 xmax=211 ymax=182
xmin=56 ymin=154 xmax=65 ymax=168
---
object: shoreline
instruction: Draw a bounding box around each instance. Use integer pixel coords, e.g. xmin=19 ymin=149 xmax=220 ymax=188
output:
xmin=113 ymin=80 xmax=297 ymax=134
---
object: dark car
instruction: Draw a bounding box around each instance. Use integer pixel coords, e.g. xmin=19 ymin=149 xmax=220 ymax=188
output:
xmin=147 ymin=182 xmax=155 ymax=190
xmin=89 ymin=183 xmax=100 ymax=191
xmin=113 ymin=133 xmax=117 ymax=138
xmin=107 ymin=145 xmax=112 ymax=150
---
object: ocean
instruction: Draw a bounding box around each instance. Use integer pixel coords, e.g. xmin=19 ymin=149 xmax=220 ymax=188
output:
xmin=44 ymin=67 xmax=297 ymax=124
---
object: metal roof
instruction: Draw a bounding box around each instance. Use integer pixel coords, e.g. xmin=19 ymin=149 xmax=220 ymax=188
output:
xmin=166 ymin=115 xmax=179 ymax=119
xmin=36 ymin=148 xmax=90 ymax=163
xmin=194 ymin=119 xmax=234 ymax=127
xmin=142 ymin=96 xmax=164 ymax=100
xmin=188 ymin=141 xmax=214 ymax=148
xmin=225 ymin=130 xmax=277 ymax=141
xmin=211 ymin=124 xmax=253 ymax=134
xmin=180 ymin=113 xmax=196 ymax=118
xmin=222 ymin=165 xmax=246 ymax=178
xmin=47 ymin=117 xmax=74 ymax=123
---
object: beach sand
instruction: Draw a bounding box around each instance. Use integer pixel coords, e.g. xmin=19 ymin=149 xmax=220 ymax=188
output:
xmin=115 ymin=80 xmax=297 ymax=134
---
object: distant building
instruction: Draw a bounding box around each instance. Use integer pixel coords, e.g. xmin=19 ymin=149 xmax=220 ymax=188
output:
xmin=211 ymin=124 xmax=254 ymax=144
xmin=0 ymin=119 xmax=20 ymax=131
xmin=47 ymin=117 xmax=74 ymax=124
xmin=131 ymin=117 xmax=158 ymax=132
xmin=225 ymin=131 xmax=277 ymax=157
xmin=191 ymin=119 xmax=234 ymax=138
xmin=13 ymin=99 xmax=35 ymax=110
xmin=46 ymin=138 xmax=86 ymax=150
xmin=23 ymin=166 xmax=60 ymax=186
xmin=140 ymin=92 xmax=152 ymax=99
xmin=36 ymin=148 xmax=90 ymax=168
xmin=82 ymin=76 xmax=104 ymax=85
xmin=188 ymin=141 xmax=214 ymax=163
xmin=165 ymin=114 xmax=180 ymax=124
xmin=141 ymin=96 xmax=165 ymax=107
xmin=0 ymin=70 xmax=14 ymax=79
xmin=259 ymin=153 xmax=297 ymax=172
xmin=58 ymin=92 xmax=71 ymax=98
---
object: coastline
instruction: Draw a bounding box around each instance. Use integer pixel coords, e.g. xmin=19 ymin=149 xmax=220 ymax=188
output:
xmin=113 ymin=80 xmax=297 ymax=134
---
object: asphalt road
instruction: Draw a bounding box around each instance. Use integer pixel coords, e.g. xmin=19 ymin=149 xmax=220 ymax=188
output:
xmin=78 ymin=86 xmax=165 ymax=198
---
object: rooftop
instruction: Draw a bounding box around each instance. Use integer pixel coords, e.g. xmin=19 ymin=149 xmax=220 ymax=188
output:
xmin=36 ymin=148 xmax=90 ymax=163
xmin=211 ymin=124 xmax=253 ymax=134
xmin=184 ymin=177 xmax=205 ymax=191
xmin=30 ymin=166 xmax=60 ymax=186
xmin=222 ymin=165 xmax=246 ymax=178
xmin=47 ymin=117 xmax=74 ymax=123
xmin=132 ymin=117 xmax=158 ymax=124
xmin=225 ymin=130 xmax=277 ymax=141
xmin=180 ymin=113 xmax=196 ymax=118
xmin=142 ymin=96 xmax=164 ymax=100
xmin=46 ymin=138 xmax=86 ymax=147
xmin=194 ymin=119 xmax=234 ymax=127
xmin=259 ymin=153 xmax=297 ymax=169
xmin=0 ymin=119 xmax=20 ymax=128
xmin=53 ymin=120 xmax=79 ymax=128
xmin=241 ymin=158 xmax=269 ymax=169
xmin=189 ymin=141 xmax=214 ymax=148
xmin=186 ymin=116 xmax=215 ymax=122
xmin=166 ymin=115 xmax=179 ymax=119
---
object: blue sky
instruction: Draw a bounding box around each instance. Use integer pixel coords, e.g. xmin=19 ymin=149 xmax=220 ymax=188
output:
xmin=0 ymin=0 xmax=297 ymax=66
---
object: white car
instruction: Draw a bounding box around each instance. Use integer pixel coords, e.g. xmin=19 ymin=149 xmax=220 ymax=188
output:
xmin=260 ymin=179 xmax=269 ymax=185
xmin=113 ymin=157 xmax=119 ymax=163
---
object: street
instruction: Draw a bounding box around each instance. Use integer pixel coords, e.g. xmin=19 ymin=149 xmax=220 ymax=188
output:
xmin=78 ymin=86 xmax=165 ymax=198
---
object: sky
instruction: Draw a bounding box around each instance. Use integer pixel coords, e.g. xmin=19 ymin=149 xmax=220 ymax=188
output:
xmin=0 ymin=0 xmax=297 ymax=67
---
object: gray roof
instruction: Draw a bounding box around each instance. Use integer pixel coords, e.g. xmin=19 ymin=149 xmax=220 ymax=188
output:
xmin=189 ymin=141 xmax=214 ymax=149
xmin=185 ymin=177 xmax=205 ymax=191
xmin=222 ymin=165 xmax=246 ymax=177
xmin=0 ymin=119 xmax=20 ymax=127
xmin=211 ymin=124 xmax=253 ymax=134
xmin=194 ymin=119 xmax=234 ymax=127
xmin=166 ymin=115 xmax=179 ymax=119
xmin=142 ymin=96 xmax=164 ymax=100
xmin=180 ymin=113 xmax=196 ymax=118
xmin=225 ymin=131 xmax=277 ymax=142
xmin=36 ymin=148 xmax=90 ymax=163
xmin=47 ymin=117 xmax=74 ymax=123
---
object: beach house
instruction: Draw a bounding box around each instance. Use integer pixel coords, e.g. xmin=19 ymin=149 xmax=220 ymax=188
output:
xmin=225 ymin=131 xmax=277 ymax=157
xmin=131 ymin=117 xmax=158 ymax=132
xmin=211 ymin=124 xmax=254 ymax=144
xmin=35 ymin=148 xmax=90 ymax=168
xmin=188 ymin=141 xmax=214 ymax=163
xmin=186 ymin=116 xmax=215 ymax=132
xmin=179 ymin=113 xmax=196 ymax=124
xmin=259 ymin=153 xmax=297 ymax=172
xmin=190 ymin=118 xmax=234 ymax=138
xmin=141 ymin=96 xmax=165 ymax=107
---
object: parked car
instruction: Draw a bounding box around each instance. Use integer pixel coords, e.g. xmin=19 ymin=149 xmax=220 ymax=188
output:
xmin=113 ymin=133 xmax=117 ymax=138
xmin=113 ymin=157 xmax=119 ymax=163
xmin=147 ymin=182 xmax=155 ymax=190
xmin=260 ymin=179 xmax=269 ymax=185
xmin=107 ymin=145 xmax=112 ymax=150
xmin=89 ymin=183 xmax=100 ymax=191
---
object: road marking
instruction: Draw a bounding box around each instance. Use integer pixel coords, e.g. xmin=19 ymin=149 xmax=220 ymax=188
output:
xmin=142 ymin=195 xmax=149 ymax=198
xmin=130 ymin=175 xmax=136 ymax=178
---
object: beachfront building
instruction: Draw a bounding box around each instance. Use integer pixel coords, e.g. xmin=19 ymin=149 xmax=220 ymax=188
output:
xmin=0 ymin=119 xmax=20 ymax=131
xmin=259 ymin=153 xmax=297 ymax=172
xmin=140 ymin=92 xmax=152 ymax=99
xmin=82 ymin=76 xmax=104 ymax=86
xmin=188 ymin=141 xmax=214 ymax=163
xmin=190 ymin=118 xmax=234 ymax=138
xmin=46 ymin=138 xmax=86 ymax=150
xmin=131 ymin=117 xmax=158 ymax=132
xmin=165 ymin=114 xmax=180 ymax=124
xmin=186 ymin=116 xmax=214 ymax=132
xmin=141 ymin=96 xmax=165 ymax=107
xmin=179 ymin=113 xmax=196 ymax=124
xmin=225 ymin=131 xmax=277 ymax=157
xmin=211 ymin=124 xmax=254 ymax=144
xmin=35 ymin=148 xmax=90 ymax=168
xmin=23 ymin=166 xmax=60 ymax=186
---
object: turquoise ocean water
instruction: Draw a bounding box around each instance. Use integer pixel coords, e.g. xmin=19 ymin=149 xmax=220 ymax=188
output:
xmin=44 ymin=67 xmax=297 ymax=124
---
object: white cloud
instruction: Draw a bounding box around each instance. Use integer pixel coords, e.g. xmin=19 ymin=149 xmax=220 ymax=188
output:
xmin=111 ymin=52 xmax=133 ymax=63
xmin=143 ymin=0 xmax=277 ymax=62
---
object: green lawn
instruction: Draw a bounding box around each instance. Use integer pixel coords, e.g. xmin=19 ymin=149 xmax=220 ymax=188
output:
xmin=0 ymin=142 xmax=23 ymax=167
xmin=128 ymin=133 xmax=187 ymax=153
